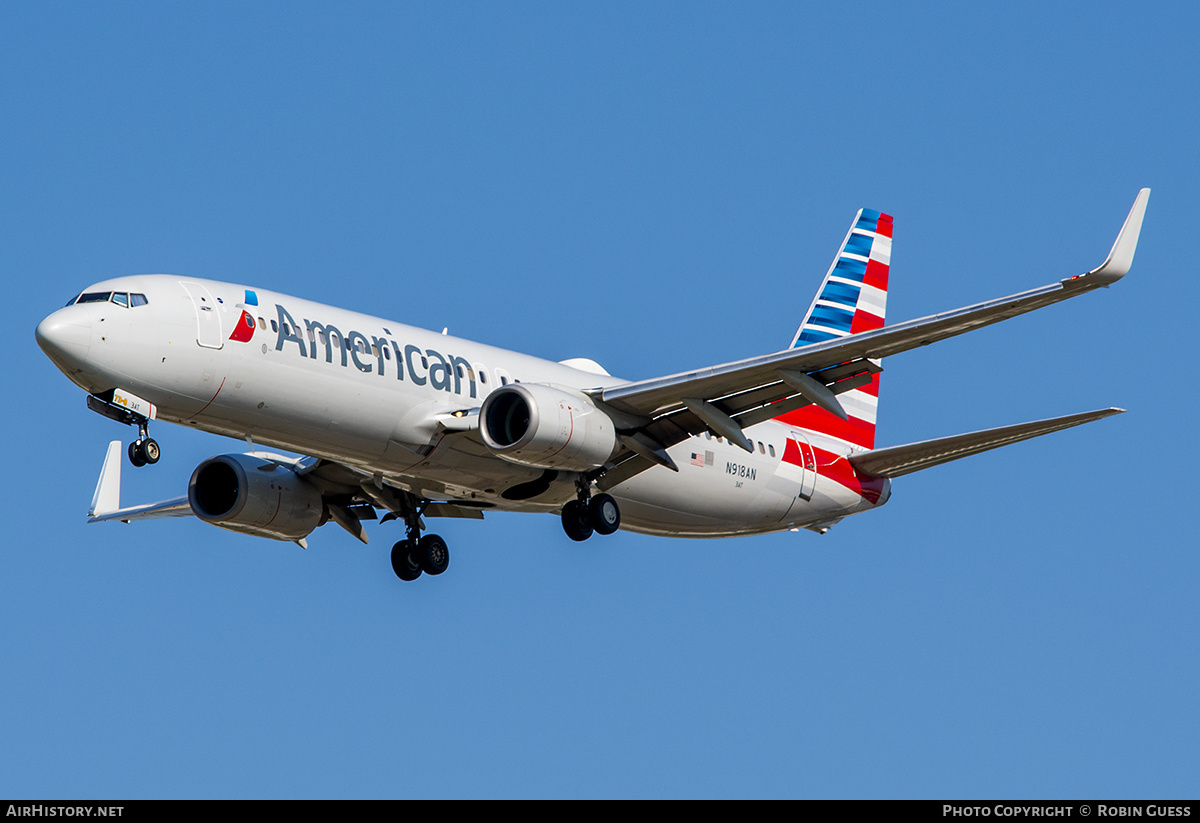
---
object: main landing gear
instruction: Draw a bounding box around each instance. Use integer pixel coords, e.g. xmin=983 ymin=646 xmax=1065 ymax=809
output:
xmin=391 ymin=534 xmax=450 ymax=581
xmin=561 ymin=492 xmax=621 ymax=542
xmin=387 ymin=497 xmax=449 ymax=582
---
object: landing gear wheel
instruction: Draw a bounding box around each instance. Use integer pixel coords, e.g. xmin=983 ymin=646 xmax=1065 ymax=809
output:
xmin=589 ymin=493 xmax=621 ymax=535
xmin=141 ymin=438 xmax=160 ymax=464
xmin=127 ymin=438 xmax=160 ymax=467
xmin=391 ymin=540 xmax=422 ymax=581
xmin=418 ymin=534 xmax=450 ymax=575
xmin=562 ymin=500 xmax=593 ymax=542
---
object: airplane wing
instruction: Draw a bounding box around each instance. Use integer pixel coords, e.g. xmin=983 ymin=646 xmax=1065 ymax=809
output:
xmin=595 ymin=189 xmax=1148 ymax=488
xmin=87 ymin=441 xmax=192 ymax=522
xmin=85 ymin=440 xmax=317 ymax=524
xmin=846 ymin=407 xmax=1124 ymax=478
xmin=85 ymin=438 xmax=488 ymax=548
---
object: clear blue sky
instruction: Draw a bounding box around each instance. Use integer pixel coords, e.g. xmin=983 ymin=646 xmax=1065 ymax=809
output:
xmin=3 ymin=2 xmax=1197 ymax=799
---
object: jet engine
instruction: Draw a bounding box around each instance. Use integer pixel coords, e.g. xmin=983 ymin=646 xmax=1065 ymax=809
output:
xmin=188 ymin=454 xmax=323 ymax=542
xmin=479 ymin=383 xmax=619 ymax=472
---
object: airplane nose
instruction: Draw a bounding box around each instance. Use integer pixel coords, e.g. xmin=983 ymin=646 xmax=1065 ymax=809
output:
xmin=35 ymin=310 xmax=91 ymax=370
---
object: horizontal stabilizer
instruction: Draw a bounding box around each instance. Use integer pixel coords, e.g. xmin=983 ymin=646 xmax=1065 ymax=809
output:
xmin=849 ymin=408 xmax=1124 ymax=478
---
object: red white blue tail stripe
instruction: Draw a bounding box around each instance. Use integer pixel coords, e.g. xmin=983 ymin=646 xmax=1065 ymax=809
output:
xmin=790 ymin=208 xmax=891 ymax=346
xmin=776 ymin=208 xmax=891 ymax=450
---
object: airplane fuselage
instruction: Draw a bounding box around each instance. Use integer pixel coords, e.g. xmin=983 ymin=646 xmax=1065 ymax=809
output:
xmin=38 ymin=274 xmax=887 ymax=538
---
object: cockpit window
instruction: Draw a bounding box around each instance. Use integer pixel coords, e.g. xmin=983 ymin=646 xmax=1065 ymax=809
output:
xmin=69 ymin=291 xmax=148 ymax=307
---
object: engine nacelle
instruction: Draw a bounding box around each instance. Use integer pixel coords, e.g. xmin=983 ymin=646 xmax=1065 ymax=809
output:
xmin=479 ymin=383 xmax=619 ymax=472
xmin=188 ymin=454 xmax=323 ymax=542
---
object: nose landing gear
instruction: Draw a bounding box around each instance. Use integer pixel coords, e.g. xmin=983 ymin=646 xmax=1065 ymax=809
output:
xmin=86 ymin=390 xmax=162 ymax=468
xmin=127 ymin=435 xmax=160 ymax=467
xmin=126 ymin=416 xmax=160 ymax=466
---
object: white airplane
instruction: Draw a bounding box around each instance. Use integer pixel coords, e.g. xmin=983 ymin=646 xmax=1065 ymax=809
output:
xmin=36 ymin=190 xmax=1149 ymax=581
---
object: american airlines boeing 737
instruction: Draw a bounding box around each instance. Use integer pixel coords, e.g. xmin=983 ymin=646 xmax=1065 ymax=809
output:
xmin=35 ymin=190 xmax=1150 ymax=581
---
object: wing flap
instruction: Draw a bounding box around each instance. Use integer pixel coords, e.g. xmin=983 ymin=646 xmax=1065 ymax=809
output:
xmin=88 ymin=497 xmax=193 ymax=523
xmin=848 ymin=408 xmax=1125 ymax=478
xmin=424 ymin=503 xmax=487 ymax=520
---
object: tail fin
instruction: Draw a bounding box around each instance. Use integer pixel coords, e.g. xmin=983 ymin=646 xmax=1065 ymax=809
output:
xmin=775 ymin=208 xmax=892 ymax=450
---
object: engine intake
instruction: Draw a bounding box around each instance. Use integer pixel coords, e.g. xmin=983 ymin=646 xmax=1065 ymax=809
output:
xmin=479 ymin=383 xmax=618 ymax=472
xmin=188 ymin=453 xmax=323 ymax=542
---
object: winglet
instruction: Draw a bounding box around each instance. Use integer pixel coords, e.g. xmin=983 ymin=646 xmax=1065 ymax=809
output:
xmin=1073 ymin=188 xmax=1150 ymax=286
xmin=89 ymin=440 xmax=123 ymax=517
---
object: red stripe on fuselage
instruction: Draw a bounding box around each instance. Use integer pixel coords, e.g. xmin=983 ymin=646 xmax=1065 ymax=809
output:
xmin=781 ymin=437 xmax=807 ymax=468
xmin=780 ymin=437 xmax=885 ymax=503
xmin=814 ymin=445 xmax=887 ymax=504
xmin=774 ymin=406 xmax=875 ymax=449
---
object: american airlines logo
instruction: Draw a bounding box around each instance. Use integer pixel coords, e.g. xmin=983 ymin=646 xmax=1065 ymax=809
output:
xmin=271 ymin=304 xmax=481 ymax=398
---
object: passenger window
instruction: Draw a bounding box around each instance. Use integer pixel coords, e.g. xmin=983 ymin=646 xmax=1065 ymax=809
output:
xmin=271 ymin=319 xmax=278 ymax=332
xmin=758 ymin=442 xmax=765 ymax=454
xmin=257 ymin=316 xmax=265 ymax=329
xmin=768 ymin=444 xmax=776 ymax=457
